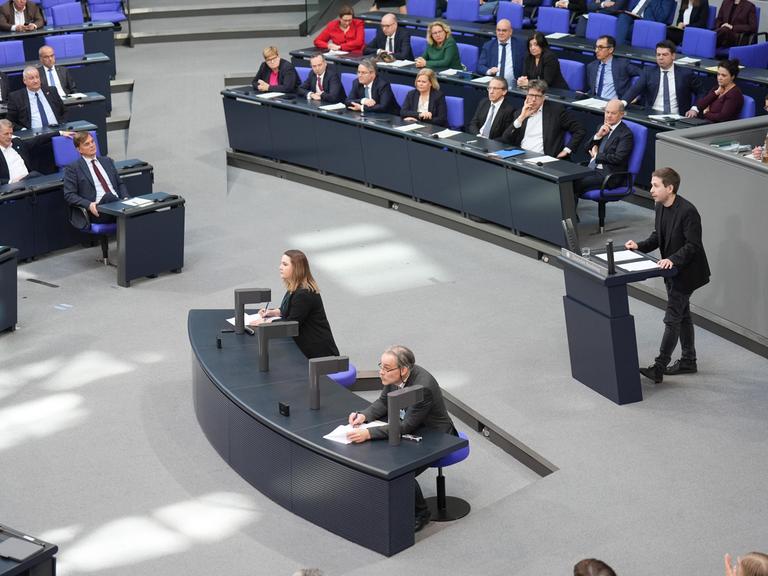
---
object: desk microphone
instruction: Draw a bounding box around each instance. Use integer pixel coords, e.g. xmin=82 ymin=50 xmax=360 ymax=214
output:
xmin=606 ymin=239 xmax=616 ymax=275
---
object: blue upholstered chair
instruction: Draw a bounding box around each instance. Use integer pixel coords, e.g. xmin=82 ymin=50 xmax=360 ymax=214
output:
xmin=364 ymin=27 xmax=376 ymax=44
xmin=52 ymin=131 xmax=100 ymax=169
xmin=739 ymin=94 xmax=756 ymax=119
xmin=407 ymin=0 xmax=437 ymax=17
xmin=681 ymin=27 xmax=716 ymax=58
xmin=41 ymin=0 xmax=76 ymax=23
xmin=391 ymin=83 xmax=411 ymax=107
xmin=579 ymin=120 xmax=647 ymax=233
xmin=585 ymin=13 xmax=618 ymax=40
xmin=327 ymin=364 xmax=357 ymax=388
xmin=296 ymin=66 xmax=311 ymax=83
xmin=446 ymin=0 xmax=494 ymax=22
xmin=87 ymin=0 xmax=127 ymax=23
xmin=51 ymin=2 xmax=85 ymax=25
xmin=536 ymin=7 xmax=570 ymax=34
xmin=559 ymin=58 xmax=585 ymax=91
xmin=497 ymin=1 xmax=524 ymax=29
xmin=411 ymin=35 xmax=427 ymax=58
xmin=458 ymin=42 xmax=479 ymax=72
xmin=631 ymin=20 xmax=666 ymax=49
xmin=446 ymin=95 xmax=465 ymax=129
xmin=45 ymin=33 xmax=85 ymax=59
xmin=728 ymin=42 xmax=768 ymax=69
xmin=706 ymin=5 xmax=716 ymax=28
xmin=425 ymin=431 xmax=471 ymax=521
xmin=0 ymin=41 xmax=25 ymax=67
xmin=340 ymin=72 xmax=356 ymax=95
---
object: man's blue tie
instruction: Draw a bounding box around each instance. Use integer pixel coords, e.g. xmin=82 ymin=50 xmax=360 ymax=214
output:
xmin=597 ymin=63 xmax=605 ymax=98
xmin=48 ymin=68 xmax=56 ymax=88
xmin=499 ymin=43 xmax=507 ymax=78
xmin=662 ymin=70 xmax=671 ymax=114
xmin=35 ymin=92 xmax=50 ymax=126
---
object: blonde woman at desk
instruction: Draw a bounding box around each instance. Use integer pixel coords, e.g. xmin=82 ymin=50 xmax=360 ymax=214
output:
xmin=400 ymin=68 xmax=448 ymax=126
xmin=250 ymin=250 xmax=339 ymax=360
xmin=414 ymin=21 xmax=462 ymax=72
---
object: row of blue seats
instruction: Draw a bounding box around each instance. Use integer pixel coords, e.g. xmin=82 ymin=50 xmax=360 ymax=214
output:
xmin=0 ymin=32 xmax=85 ymax=66
xmin=36 ymin=0 xmax=125 ymax=26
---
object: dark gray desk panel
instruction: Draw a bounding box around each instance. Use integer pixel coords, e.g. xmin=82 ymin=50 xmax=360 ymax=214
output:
xmin=269 ymin=103 xmax=321 ymax=170
xmin=407 ymin=137 xmax=462 ymax=209
xmin=0 ymin=197 xmax=34 ymax=261
xmin=0 ymin=248 xmax=18 ymax=333
xmin=361 ymin=123 xmax=414 ymax=195
xmin=33 ymin=185 xmax=88 ymax=255
xmin=0 ymin=525 xmax=57 ymax=576
xmin=314 ymin=115 xmax=366 ymax=182
xmin=223 ymin=95 xmax=274 ymax=159
xmin=508 ymin=168 xmax=571 ymax=245
xmin=457 ymin=152 xmax=513 ymax=227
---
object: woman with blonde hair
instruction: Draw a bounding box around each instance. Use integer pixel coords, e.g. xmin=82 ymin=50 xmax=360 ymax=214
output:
xmin=400 ymin=68 xmax=448 ymax=126
xmin=251 ymin=46 xmax=299 ymax=93
xmin=725 ymin=552 xmax=768 ymax=576
xmin=414 ymin=20 xmax=462 ymax=72
xmin=251 ymin=250 xmax=339 ymax=359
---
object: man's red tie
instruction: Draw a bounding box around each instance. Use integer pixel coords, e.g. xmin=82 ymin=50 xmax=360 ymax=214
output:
xmin=92 ymin=159 xmax=113 ymax=196
xmin=316 ymin=75 xmax=322 ymax=93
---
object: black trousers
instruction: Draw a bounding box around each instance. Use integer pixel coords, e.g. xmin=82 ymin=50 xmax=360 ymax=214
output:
xmin=91 ymin=192 xmax=120 ymax=224
xmin=414 ymin=465 xmax=429 ymax=518
xmin=655 ymin=280 xmax=696 ymax=367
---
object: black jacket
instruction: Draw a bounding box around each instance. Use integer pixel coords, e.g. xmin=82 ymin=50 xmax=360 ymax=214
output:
xmin=251 ymin=59 xmax=299 ymax=93
xmin=636 ymin=194 xmax=710 ymax=294
xmin=38 ymin=65 xmax=78 ymax=95
xmin=297 ymin=66 xmax=346 ymax=103
xmin=6 ymin=87 xmax=67 ymax=130
xmin=363 ymin=28 xmax=413 ymax=60
xmin=468 ymin=97 xmax=516 ymax=140
xmin=502 ymin=101 xmax=586 ymax=156
xmin=278 ymin=288 xmax=339 ymax=359
xmin=345 ymin=76 xmax=400 ymax=114
xmin=675 ymin=0 xmax=710 ymax=28
xmin=63 ymin=156 xmax=129 ymax=208
xmin=522 ymin=49 xmax=568 ymax=90
xmin=360 ymin=364 xmax=457 ymax=440
xmin=0 ymin=133 xmax=55 ymax=183
xmin=587 ymin=120 xmax=634 ymax=187
xmin=400 ymin=88 xmax=448 ymax=127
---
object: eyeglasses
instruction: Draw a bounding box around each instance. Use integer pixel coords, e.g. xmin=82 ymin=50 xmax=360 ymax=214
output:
xmin=526 ymin=93 xmax=544 ymax=99
xmin=595 ymin=45 xmax=610 ymax=50
xmin=378 ymin=363 xmax=400 ymax=373
xmin=487 ymin=86 xmax=505 ymax=91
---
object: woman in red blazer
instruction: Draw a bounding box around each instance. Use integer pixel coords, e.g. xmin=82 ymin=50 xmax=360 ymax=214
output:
xmin=686 ymin=59 xmax=744 ymax=122
xmin=313 ymin=5 xmax=365 ymax=52
xmin=715 ymin=0 xmax=757 ymax=48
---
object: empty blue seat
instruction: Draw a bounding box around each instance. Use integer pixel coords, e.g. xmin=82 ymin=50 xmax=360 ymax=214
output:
xmin=446 ymin=0 xmax=494 ymax=22
xmin=631 ymin=20 xmax=666 ymax=49
xmin=425 ymin=431 xmax=471 ymax=522
xmin=407 ymin=0 xmax=437 ymax=18
xmin=497 ymin=1 xmax=524 ymax=29
xmin=0 ymin=41 xmax=24 ymax=66
xmin=559 ymin=58 xmax=585 ymax=91
xmin=585 ymin=13 xmax=618 ymax=40
xmin=446 ymin=95 xmax=464 ymax=129
xmin=728 ymin=42 xmax=768 ymax=69
xmin=51 ymin=2 xmax=85 ymax=26
xmin=536 ymin=7 xmax=570 ymax=34
xmin=87 ymin=0 xmax=126 ymax=23
xmin=45 ymin=33 xmax=85 ymax=58
xmin=739 ymin=94 xmax=756 ymax=119
xmin=681 ymin=27 xmax=716 ymax=59
xmin=364 ymin=27 xmax=376 ymax=44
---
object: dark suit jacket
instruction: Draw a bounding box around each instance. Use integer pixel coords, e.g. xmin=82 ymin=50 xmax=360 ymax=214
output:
xmin=627 ymin=0 xmax=676 ymax=23
xmin=675 ymin=0 xmax=709 ymax=28
xmin=694 ymin=84 xmax=744 ymax=122
xmin=251 ymin=59 xmax=299 ymax=93
xmin=63 ymin=156 xmax=129 ymax=209
xmin=297 ymin=66 xmax=346 ymax=103
xmin=360 ymin=364 xmax=457 ymax=441
xmin=501 ymin=100 xmax=586 ymax=156
xmin=38 ymin=65 xmax=77 ymax=95
xmin=715 ymin=0 xmax=757 ymax=34
xmin=6 ymin=87 xmax=67 ymax=130
xmin=587 ymin=120 xmax=634 ymax=186
xmin=345 ymin=76 xmax=400 ymax=114
xmin=468 ymin=97 xmax=516 ymax=140
xmin=0 ymin=132 xmax=56 ymax=185
xmin=636 ymin=194 xmax=710 ymax=294
xmin=0 ymin=1 xmax=44 ymax=31
xmin=522 ymin=49 xmax=568 ymax=90
xmin=0 ymin=71 xmax=8 ymax=103
xmin=400 ymin=88 xmax=448 ymax=126
xmin=586 ymin=57 xmax=641 ymax=100
xmin=276 ymin=288 xmax=339 ymax=360
xmin=477 ymin=37 xmax=526 ymax=80
xmin=622 ymin=65 xmax=701 ymax=114
xmin=363 ymin=28 xmax=413 ymax=60
xmin=588 ymin=0 xmax=629 ymax=12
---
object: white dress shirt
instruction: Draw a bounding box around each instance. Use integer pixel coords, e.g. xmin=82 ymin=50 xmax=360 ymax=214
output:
xmin=27 ymin=89 xmax=59 ymax=129
xmin=84 ymin=156 xmax=116 ymax=202
xmin=12 ymin=8 xmax=25 ymax=31
xmin=652 ymin=65 xmax=679 ymax=114
xmin=43 ymin=66 xmax=67 ymax=99
xmin=1 ymin=143 xmax=29 ymax=182
xmin=519 ymin=109 xmax=545 ymax=153
xmin=496 ymin=42 xmax=515 ymax=87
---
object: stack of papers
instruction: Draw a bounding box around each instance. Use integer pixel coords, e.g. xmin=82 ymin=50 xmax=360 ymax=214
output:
xmin=394 ymin=123 xmax=424 ymax=132
xmin=546 ymin=32 xmax=570 ymax=39
xmin=323 ymin=421 xmax=387 ymax=444
xmin=471 ymin=75 xmax=494 ymax=84
xmin=319 ymin=102 xmax=346 ymax=111
xmin=64 ymin=92 xmax=88 ymax=99
xmin=325 ymin=50 xmax=349 ymax=56
xmin=379 ymin=59 xmax=415 ymax=68
xmin=618 ymin=260 xmax=661 ymax=272
xmin=255 ymin=92 xmax=285 ymax=99
xmin=595 ymin=250 xmax=641 ymax=263
xmin=676 ymin=56 xmax=700 ymax=65
xmin=434 ymin=128 xmax=461 ymax=138
xmin=438 ymin=68 xmax=462 ymax=76
xmin=524 ymin=155 xmax=559 ymax=164
xmin=648 ymin=113 xmax=683 ymax=121
xmin=122 ymin=197 xmax=154 ymax=207
xmin=574 ymin=97 xmax=608 ymax=110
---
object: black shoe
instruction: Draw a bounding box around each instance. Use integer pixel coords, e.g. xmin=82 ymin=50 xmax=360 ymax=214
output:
xmin=665 ymin=359 xmax=698 ymax=375
xmin=640 ymin=364 xmax=664 ymax=383
xmin=414 ymin=512 xmax=431 ymax=533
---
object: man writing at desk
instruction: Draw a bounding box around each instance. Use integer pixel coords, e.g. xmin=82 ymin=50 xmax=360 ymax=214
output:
xmin=63 ymin=132 xmax=129 ymax=224
xmin=347 ymin=345 xmax=457 ymax=533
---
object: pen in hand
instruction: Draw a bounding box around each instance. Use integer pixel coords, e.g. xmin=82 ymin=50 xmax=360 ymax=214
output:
xmin=259 ymin=301 xmax=271 ymax=318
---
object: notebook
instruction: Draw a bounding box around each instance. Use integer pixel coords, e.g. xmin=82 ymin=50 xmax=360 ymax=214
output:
xmin=0 ymin=536 xmax=43 ymax=562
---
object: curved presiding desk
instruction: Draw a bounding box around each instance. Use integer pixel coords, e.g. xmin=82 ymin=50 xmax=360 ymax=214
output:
xmin=189 ymin=309 xmax=467 ymax=556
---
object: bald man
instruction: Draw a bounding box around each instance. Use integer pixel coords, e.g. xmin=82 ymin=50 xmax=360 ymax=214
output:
xmin=363 ymin=13 xmax=413 ymax=60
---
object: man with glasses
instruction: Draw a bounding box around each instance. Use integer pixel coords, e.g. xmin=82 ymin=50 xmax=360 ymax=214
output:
xmin=587 ymin=35 xmax=641 ymax=100
xmin=467 ymin=77 xmax=516 ymax=140
xmin=363 ymin=13 xmax=413 ymax=60
xmin=345 ymin=58 xmax=399 ymax=113
xmin=347 ymin=345 xmax=457 ymax=533
xmin=477 ymin=19 xmax=525 ymax=88
xmin=502 ymin=79 xmax=586 ymax=158
xmin=621 ymin=40 xmax=701 ymax=115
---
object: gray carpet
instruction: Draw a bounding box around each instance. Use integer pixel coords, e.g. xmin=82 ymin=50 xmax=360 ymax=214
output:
xmin=1 ymin=36 xmax=767 ymax=576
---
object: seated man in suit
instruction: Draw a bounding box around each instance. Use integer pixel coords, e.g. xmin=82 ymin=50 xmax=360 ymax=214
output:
xmin=63 ymin=131 xmax=129 ymax=224
xmin=614 ymin=0 xmax=677 ymax=45
xmin=573 ymin=98 xmax=634 ymax=198
xmin=297 ymin=54 xmax=346 ymax=103
xmin=38 ymin=45 xmax=78 ymax=99
xmin=7 ymin=66 xmax=67 ymax=131
xmin=347 ymin=345 xmax=458 ymax=533
xmin=0 ymin=0 xmax=44 ymax=31
xmin=621 ymin=40 xmax=701 ymax=115
xmin=502 ymin=79 xmax=586 ymax=158
xmin=587 ymin=35 xmax=641 ymax=100
xmin=345 ymin=58 xmax=399 ymax=114
xmin=363 ymin=13 xmax=413 ymax=60
xmin=0 ymin=118 xmax=73 ymax=184
xmin=467 ymin=77 xmax=516 ymax=140
xmin=0 ymin=71 xmax=8 ymax=103
xmin=477 ymin=19 xmax=526 ymax=90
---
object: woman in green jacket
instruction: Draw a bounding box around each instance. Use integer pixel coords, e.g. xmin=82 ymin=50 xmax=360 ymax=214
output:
xmin=415 ymin=20 xmax=463 ymax=72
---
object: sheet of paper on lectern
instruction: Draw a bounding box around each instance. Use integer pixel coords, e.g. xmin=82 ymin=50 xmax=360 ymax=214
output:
xmin=255 ymin=92 xmax=285 ymax=99
xmin=323 ymin=421 xmax=388 ymax=444
xmin=618 ymin=260 xmax=660 ymax=272
xmin=595 ymin=250 xmax=642 ymax=263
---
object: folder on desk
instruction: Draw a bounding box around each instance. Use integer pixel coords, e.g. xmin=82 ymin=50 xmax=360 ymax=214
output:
xmin=0 ymin=536 xmax=43 ymax=562
xmin=492 ymin=149 xmax=526 ymax=159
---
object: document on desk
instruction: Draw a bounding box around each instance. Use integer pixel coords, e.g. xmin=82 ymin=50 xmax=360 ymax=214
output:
xmin=574 ymin=97 xmax=608 ymax=110
xmin=325 ymin=49 xmax=349 ymax=56
xmin=438 ymin=68 xmax=462 ymax=76
xmin=434 ymin=128 xmax=462 ymax=138
xmin=648 ymin=113 xmax=683 ymax=121
xmin=618 ymin=260 xmax=660 ymax=272
xmin=319 ymin=102 xmax=346 ymax=111
xmin=524 ymin=155 xmax=559 ymax=164
xmin=394 ymin=123 xmax=425 ymax=132
xmin=64 ymin=92 xmax=88 ymax=99
xmin=255 ymin=92 xmax=285 ymax=99
xmin=595 ymin=250 xmax=642 ymax=263
xmin=226 ymin=313 xmax=280 ymax=326
xmin=676 ymin=56 xmax=700 ymax=65
xmin=546 ymin=32 xmax=570 ymax=39
xmin=471 ymin=75 xmax=494 ymax=84
xmin=122 ymin=197 xmax=154 ymax=207
xmin=323 ymin=421 xmax=388 ymax=444
xmin=379 ymin=59 xmax=415 ymax=68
